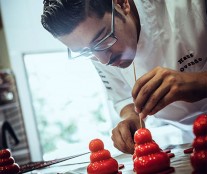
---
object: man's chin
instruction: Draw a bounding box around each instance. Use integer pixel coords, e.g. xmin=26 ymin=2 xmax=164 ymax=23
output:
xmin=117 ymin=60 xmax=133 ymax=68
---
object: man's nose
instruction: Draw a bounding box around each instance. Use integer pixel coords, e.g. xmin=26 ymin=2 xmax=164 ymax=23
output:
xmin=93 ymin=51 xmax=111 ymax=65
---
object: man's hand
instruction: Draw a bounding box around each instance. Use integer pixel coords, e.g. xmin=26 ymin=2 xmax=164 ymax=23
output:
xmin=111 ymin=104 xmax=144 ymax=154
xmin=132 ymin=66 xmax=207 ymax=119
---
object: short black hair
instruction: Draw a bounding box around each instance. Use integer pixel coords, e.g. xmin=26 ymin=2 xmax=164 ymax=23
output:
xmin=41 ymin=0 xmax=111 ymax=37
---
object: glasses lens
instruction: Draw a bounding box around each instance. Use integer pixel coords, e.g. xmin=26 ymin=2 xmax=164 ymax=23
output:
xmin=94 ymin=37 xmax=117 ymax=51
xmin=68 ymin=48 xmax=93 ymax=59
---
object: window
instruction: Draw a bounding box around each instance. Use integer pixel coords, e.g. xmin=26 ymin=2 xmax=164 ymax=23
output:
xmin=24 ymin=52 xmax=112 ymax=159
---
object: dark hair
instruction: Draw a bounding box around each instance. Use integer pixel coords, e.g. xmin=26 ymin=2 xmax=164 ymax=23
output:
xmin=41 ymin=0 xmax=111 ymax=37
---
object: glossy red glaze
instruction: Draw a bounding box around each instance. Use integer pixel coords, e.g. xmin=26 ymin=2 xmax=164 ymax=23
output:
xmin=167 ymin=153 xmax=175 ymax=158
xmin=90 ymin=149 xmax=111 ymax=163
xmin=87 ymin=158 xmax=118 ymax=174
xmin=192 ymin=135 xmax=207 ymax=150
xmin=0 ymin=157 xmax=14 ymax=166
xmin=118 ymin=164 xmax=124 ymax=170
xmin=0 ymin=163 xmax=20 ymax=174
xmin=190 ymin=150 xmax=207 ymax=171
xmin=193 ymin=114 xmax=207 ymax=136
xmin=134 ymin=128 xmax=152 ymax=144
xmin=163 ymin=149 xmax=171 ymax=153
xmin=134 ymin=152 xmax=170 ymax=174
xmin=0 ymin=149 xmax=20 ymax=174
xmin=183 ymin=147 xmax=193 ymax=154
xmin=89 ymin=139 xmax=104 ymax=152
xmin=0 ymin=150 xmax=10 ymax=159
xmin=135 ymin=142 xmax=160 ymax=157
xmin=88 ymin=138 xmax=120 ymax=174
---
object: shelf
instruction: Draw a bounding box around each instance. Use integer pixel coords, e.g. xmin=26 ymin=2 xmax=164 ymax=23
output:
xmin=0 ymin=84 xmax=15 ymax=88
xmin=0 ymin=102 xmax=19 ymax=111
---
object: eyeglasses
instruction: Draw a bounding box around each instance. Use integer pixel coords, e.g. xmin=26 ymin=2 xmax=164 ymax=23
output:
xmin=68 ymin=0 xmax=117 ymax=59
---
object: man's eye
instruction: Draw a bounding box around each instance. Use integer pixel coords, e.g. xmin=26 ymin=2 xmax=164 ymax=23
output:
xmin=94 ymin=29 xmax=109 ymax=44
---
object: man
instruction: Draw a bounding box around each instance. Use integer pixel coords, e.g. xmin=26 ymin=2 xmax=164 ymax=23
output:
xmin=41 ymin=0 xmax=207 ymax=154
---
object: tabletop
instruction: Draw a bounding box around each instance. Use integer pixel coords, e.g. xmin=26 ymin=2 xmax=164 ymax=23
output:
xmin=28 ymin=143 xmax=194 ymax=174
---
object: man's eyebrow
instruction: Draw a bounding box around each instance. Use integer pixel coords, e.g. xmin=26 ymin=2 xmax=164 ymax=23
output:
xmin=72 ymin=27 xmax=106 ymax=52
xmin=90 ymin=27 xmax=106 ymax=44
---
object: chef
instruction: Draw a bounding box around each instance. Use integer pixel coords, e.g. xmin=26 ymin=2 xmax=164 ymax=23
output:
xmin=41 ymin=0 xmax=207 ymax=154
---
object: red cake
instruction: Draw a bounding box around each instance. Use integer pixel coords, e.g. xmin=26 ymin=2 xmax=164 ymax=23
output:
xmin=190 ymin=114 xmax=207 ymax=173
xmin=87 ymin=138 xmax=121 ymax=174
xmin=133 ymin=128 xmax=174 ymax=174
xmin=0 ymin=149 xmax=20 ymax=174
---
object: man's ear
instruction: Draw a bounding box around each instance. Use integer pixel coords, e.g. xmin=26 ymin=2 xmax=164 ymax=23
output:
xmin=114 ymin=0 xmax=130 ymax=15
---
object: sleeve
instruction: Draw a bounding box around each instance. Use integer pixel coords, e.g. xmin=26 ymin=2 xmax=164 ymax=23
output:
xmin=91 ymin=60 xmax=133 ymax=115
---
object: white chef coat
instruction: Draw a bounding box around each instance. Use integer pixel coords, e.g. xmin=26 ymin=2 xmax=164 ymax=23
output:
xmin=92 ymin=0 xmax=207 ymax=132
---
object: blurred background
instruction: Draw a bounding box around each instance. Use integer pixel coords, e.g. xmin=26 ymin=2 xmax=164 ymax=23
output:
xmin=0 ymin=0 xmax=185 ymax=166
xmin=0 ymin=0 xmax=118 ymax=164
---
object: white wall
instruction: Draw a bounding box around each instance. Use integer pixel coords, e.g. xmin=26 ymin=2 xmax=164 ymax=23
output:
xmin=0 ymin=0 xmax=66 ymax=161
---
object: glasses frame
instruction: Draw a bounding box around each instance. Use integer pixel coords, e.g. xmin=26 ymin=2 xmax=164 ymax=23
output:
xmin=68 ymin=0 xmax=117 ymax=59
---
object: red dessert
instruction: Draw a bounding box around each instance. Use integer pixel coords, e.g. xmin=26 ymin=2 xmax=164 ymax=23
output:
xmin=0 ymin=149 xmax=20 ymax=174
xmin=87 ymin=138 xmax=121 ymax=174
xmin=193 ymin=114 xmax=207 ymax=136
xmin=190 ymin=114 xmax=207 ymax=173
xmin=133 ymin=128 xmax=174 ymax=174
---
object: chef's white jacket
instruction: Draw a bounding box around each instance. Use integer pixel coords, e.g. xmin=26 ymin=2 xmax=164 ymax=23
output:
xmin=92 ymin=0 xmax=207 ymax=133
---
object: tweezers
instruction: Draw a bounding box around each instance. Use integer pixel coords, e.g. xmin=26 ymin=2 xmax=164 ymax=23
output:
xmin=18 ymin=151 xmax=90 ymax=173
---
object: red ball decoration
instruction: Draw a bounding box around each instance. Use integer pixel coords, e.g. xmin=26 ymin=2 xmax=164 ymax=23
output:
xmin=190 ymin=114 xmax=207 ymax=173
xmin=87 ymin=138 xmax=120 ymax=174
xmin=133 ymin=128 xmax=174 ymax=174
xmin=0 ymin=149 xmax=20 ymax=174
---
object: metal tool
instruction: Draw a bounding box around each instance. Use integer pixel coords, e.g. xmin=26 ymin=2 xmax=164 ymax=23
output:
xmin=18 ymin=152 xmax=90 ymax=173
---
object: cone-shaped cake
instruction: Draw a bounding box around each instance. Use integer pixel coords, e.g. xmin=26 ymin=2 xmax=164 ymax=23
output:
xmin=133 ymin=128 xmax=174 ymax=174
xmin=0 ymin=149 xmax=20 ymax=174
xmin=190 ymin=114 xmax=207 ymax=173
xmin=87 ymin=138 xmax=119 ymax=174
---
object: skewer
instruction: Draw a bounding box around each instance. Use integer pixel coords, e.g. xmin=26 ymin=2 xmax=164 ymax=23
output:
xmin=133 ymin=62 xmax=137 ymax=81
xmin=133 ymin=62 xmax=142 ymax=128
